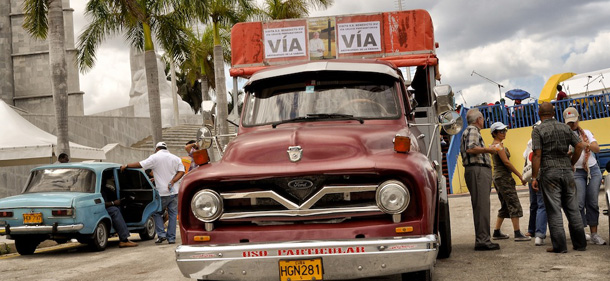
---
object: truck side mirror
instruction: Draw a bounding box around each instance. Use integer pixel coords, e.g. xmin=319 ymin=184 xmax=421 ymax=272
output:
xmin=439 ymin=111 xmax=462 ymax=135
xmin=197 ymin=125 xmax=213 ymax=150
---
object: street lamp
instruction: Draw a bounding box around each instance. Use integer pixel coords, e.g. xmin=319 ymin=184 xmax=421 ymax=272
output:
xmin=471 ymin=70 xmax=503 ymax=101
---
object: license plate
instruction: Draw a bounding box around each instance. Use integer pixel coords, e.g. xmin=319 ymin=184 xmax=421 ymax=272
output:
xmin=23 ymin=213 xmax=43 ymax=224
xmin=279 ymin=258 xmax=323 ymax=281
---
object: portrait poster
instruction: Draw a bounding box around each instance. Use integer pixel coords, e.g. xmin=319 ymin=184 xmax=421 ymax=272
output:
xmin=307 ymin=17 xmax=336 ymax=60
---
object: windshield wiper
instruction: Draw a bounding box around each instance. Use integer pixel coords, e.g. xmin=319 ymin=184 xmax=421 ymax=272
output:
xmin=272 ymin=113 xmax=364 ymax=128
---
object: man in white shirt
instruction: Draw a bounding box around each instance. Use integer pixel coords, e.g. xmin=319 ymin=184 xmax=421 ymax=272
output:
xmin=121 ymin=142 xmax=185 ymax=244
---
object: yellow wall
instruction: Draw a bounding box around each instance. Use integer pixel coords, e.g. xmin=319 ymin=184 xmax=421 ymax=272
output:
xmin=451 ymin=118 xmax=610 ymax=194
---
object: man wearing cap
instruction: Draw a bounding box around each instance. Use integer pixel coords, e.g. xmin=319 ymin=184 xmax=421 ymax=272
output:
xmin=460 ymin=108 xmax=500 ymax=251
xmin=531 ymin=102 xmax=586 ymax=253
xmin=121 ymin=142 xmax=185 ymax=244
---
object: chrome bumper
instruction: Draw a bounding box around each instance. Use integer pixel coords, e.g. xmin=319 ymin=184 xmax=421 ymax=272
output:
xmin=176 ymin=234 xmax=438 ymax=281
xmin=0 ymin=224 xmax=84 ymax=235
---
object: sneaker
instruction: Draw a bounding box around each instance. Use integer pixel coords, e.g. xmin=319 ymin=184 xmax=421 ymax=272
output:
xmin=514 ymin=231 xmax=532 ymax=242
xmin=591 ymin=233 xmax=607 ymax=245
xmin=585 ymin=233 xmax=591 ymax=241
xmin=119 ymin=240 xmax=138 ymax=248
xmin=535 ymin=237 xmax=544 ymax=246
xmin=155 ymin=237 xmax=167 ymax=244
xmin=492 ymin=230 xmax=509 ymax=240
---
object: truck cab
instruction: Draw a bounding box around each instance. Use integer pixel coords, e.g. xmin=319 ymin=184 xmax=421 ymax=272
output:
xmin=176 ymin=10 xmax=458 ymax=281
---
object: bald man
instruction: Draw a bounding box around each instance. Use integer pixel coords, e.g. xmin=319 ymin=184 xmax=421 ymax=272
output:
xmin=531 ymin=102 xmax=586 ymax=253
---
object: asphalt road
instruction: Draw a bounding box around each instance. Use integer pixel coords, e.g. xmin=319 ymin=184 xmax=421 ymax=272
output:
xmin=1 ymin=189 xmax=609 ymax=281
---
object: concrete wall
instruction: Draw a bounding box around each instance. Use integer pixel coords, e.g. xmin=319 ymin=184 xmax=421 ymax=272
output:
xmin=22 ymin=114 xmax=152 ymax=148
xmin=451 ymin=118 xmax=610 ymax=194
xmin=0 ymin=1 xmax=14 ymax=105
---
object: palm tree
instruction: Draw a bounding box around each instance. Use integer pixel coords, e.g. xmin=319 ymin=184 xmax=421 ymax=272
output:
xmin=177 ymin=25 xmax=231 ymax=110
xmin=77 ymin=0 xmax=190 ymax=145
xmin=22 ymin=0 xmax=70 ymax=157
xmin=185 ymin=0 xmax=257 ymax=145
xmin=261 ymin=0 xmax=334 ymax=20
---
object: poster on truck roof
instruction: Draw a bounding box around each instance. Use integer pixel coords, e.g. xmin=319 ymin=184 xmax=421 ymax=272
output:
xmin=231 ymin=10 xmax=437 ymax=77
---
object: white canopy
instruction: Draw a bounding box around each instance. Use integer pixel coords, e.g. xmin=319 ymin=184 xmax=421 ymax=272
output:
xmin=0 ymin=100 xmax=106 ymax=166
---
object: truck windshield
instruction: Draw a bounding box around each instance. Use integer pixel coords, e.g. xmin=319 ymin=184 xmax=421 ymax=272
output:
xmin=242 ymin=73 xmax=400 ymax=127
xmin=23 ymin=168 xmax=97 ymax=193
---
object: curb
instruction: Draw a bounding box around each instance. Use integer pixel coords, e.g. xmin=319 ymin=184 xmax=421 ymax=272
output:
xmin=0 ymin=242 xmax=12 ymax=255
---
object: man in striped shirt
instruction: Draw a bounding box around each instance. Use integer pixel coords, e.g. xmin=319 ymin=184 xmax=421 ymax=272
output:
xmin=460 ymin=108 xmax=500 ymax=251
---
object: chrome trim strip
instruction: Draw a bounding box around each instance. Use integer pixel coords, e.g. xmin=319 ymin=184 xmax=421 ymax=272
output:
xmin=2 ymin=224 xmax=84 ymax=234
xmin=221 ymin=205 xmax=381 ymax=220
xmin=176 ymin=235 xmax=438 ymax=281
xmin=220 ymin=185 xmax=377 ymax=210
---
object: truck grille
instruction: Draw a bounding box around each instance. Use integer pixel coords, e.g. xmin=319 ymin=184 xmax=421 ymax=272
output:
xmin=220 ymin=184 xmax=382 ymax=223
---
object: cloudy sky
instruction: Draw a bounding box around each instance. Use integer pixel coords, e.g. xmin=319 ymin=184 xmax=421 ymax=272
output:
xmin=71 ymin=0 xmax=610 ymax=114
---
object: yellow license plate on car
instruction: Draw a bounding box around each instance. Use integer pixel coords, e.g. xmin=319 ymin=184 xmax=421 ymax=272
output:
xmin=279 ymin=258 xmax=323 ymax=281
xmin=23 ymin=213 xmax=43 ymax=224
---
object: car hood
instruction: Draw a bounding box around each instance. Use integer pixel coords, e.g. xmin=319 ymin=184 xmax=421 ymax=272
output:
xmin=222 ymin=123 xmax=404 ymax=165
xmin=0 ymin=192 xmax=88 ymax=209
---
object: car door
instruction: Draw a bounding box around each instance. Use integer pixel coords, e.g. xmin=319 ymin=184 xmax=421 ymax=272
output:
xmin=115 ymin=168 xmax=161 ymax=226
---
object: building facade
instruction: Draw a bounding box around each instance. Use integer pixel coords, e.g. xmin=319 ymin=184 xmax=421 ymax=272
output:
xmin=0 ymin=0 xmax=83 ymax=115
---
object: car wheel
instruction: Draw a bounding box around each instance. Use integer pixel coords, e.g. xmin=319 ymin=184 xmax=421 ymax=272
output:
xmin=437 ymin=200 xmax=452 ymax=259
xmin=88 ymin=222 xmax=108 ymax=251
xmin=14 ymin=237 xmax=41 ymax=255
xmin=139 ymin=215 xmax=156 ymax=240
xmin=401 ymin=269 xmax=432 ymax=281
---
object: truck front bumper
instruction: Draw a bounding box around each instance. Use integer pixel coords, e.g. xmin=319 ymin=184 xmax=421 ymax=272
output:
xmin=175 ymin=234 xmax=438 ymax=280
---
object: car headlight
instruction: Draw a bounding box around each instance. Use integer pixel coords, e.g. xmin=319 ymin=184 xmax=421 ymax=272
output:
xmin=191 ymin=190 xmax=223 ymax=222
xmin=376 ymin=180 xmax=410 ymax=214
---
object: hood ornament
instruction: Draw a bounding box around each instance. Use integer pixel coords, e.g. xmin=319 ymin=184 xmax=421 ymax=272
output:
xmin=287 ymin=146 xmax=303 ymax=162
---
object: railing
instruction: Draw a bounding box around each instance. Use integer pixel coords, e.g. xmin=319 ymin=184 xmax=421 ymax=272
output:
xmin=472 ymin=92 xmax=610 ymax=129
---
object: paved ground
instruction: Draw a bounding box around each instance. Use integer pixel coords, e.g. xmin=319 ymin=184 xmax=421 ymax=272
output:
xmin=1 ymin=186 xmax=609 ymax=281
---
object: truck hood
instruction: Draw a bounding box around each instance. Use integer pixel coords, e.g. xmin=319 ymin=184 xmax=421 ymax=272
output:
xmin=222 ymin=123 xmax=403 ymax=166
xmin=0 ymin=193 xmax=86 ymax=209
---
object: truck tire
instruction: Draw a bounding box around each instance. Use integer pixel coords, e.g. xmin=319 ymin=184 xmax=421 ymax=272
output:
xmin=139 ymin=215 xmax=156 ymax=240
xmin=402 ymin=269 xmax=432 ymax=281
xmin=14 ymin=237 xmax=41 ymax=255
xmin=88 ymin=222 xmax=108 ymax=251
xmin=437 ymin=200 xmax=452 ymax=259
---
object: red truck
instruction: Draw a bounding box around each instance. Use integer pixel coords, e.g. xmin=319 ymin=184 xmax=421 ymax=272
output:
xmin=176 ymin=10 xmax=460 ymax=281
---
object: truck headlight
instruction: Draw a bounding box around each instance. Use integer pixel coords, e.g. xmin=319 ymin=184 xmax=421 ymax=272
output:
xmin=191 ymin=190 xmax=223 ymax=222
xmin=376 ymin=180 xmax=410 ymax=214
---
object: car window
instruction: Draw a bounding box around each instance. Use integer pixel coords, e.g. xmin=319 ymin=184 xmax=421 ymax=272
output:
xmin=117 ymin=169 xmax=152 ymax=190
xmin=24 ymin=168 xmax=96 ymax=193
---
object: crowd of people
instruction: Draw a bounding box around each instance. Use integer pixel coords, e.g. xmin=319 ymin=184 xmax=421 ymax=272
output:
xmin=461 ymin=102 xmax=607 ymax=253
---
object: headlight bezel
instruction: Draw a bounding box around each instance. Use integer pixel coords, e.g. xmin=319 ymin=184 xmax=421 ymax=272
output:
xmin=375 ymin=180 xmax=410 ymax=214
xmin=191 ymin=189 xmax=223 ymax=222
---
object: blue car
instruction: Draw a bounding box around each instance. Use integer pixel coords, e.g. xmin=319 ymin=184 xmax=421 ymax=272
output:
xmin=0 ymin=162 xmax=161 ymax=255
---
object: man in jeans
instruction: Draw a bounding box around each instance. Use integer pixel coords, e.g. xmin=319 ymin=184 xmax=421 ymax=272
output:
xmin=460 ymin=108 xmax=500 ymax=251
xmin=121 ymin=142 xmax=185 ymax=244
xmin=531 ymin=102 xmax=586 ymax=253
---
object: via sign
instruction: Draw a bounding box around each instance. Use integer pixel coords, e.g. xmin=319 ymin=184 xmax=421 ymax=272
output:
xmin=264 ymin=26 xmax=306 ymax=59
xmin=337 ymin=21 xmax=382 ymax=54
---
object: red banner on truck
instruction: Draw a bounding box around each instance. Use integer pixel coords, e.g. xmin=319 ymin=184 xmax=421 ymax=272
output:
xmin=230 ymin=9 xmax=438 ymax=77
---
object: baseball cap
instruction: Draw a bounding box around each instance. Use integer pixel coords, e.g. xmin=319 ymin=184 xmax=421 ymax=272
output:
xmin=490 ymin=122 xmax=508 ymax=133
xmin=156 ymin=142 xmax=167 ymax=149
xmin=563 ymin=107 xmax=579 ymax=123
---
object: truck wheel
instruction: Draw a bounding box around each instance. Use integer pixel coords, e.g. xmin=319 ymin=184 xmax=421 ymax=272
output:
xmin=437 ymin=200 xmax=452 ymax=259
xmin=14 ymin=237 xmax=41 ymax=255
xmin=139 ymin=215 xmax=156 ymax=240
xmin=88 ymin=222 xmax=108 ymax=251
xmin=401 ymin=269 xmax=432 ymax=281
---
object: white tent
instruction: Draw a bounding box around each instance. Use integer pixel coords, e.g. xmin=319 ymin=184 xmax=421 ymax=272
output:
xmin=0 ymin=100 xmax=106 ymax=166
